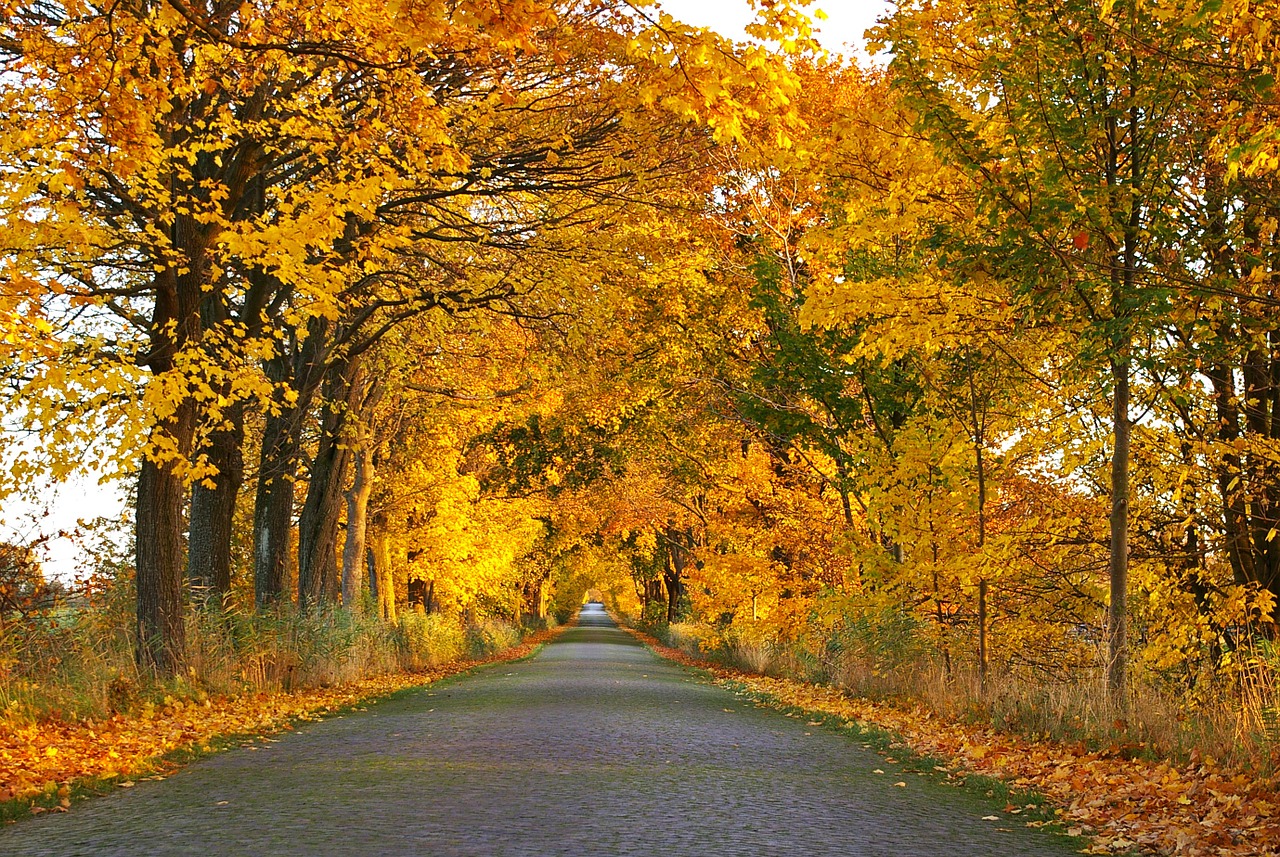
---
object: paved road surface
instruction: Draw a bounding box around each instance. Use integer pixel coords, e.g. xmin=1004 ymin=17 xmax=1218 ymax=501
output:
xmin=1 ymin=605 xmax=1078 ymax=856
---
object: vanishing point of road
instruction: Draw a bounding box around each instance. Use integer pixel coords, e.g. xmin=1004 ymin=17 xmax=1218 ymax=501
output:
xmin=1 ymin=605 xmax=1079 ymax=856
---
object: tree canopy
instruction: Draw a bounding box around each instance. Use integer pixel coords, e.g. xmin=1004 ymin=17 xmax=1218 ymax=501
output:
xmin=2 ymin=0 xmax=1279 ymax=739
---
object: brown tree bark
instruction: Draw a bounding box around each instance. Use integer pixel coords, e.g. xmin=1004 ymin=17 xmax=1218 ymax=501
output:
xmin=369 ymin=516 xmax=397 ymax=622
xmin=252 ymin=322 xmax=328 ymax=607
xmin=252 ymin=403 xmax=299 ymax=607
xmin=663 ymin=526 xmax=691 ymax=623
xmin=136 ymin=217 xmax=208 ymax=675
xmin=967 ymin=356 xmax=990 ymax=692
xmin=136 ymin=411 xmax=194 ymax=676
xmin=187 ymin=399 xmax=246 ymax=602
xmin=298 ymin=362 xmax=361 ymax=608
xmin=1107 ymin=351 xmax=1131 ymax=705
xmin=342 ymin=443 xmax=375 ymax=611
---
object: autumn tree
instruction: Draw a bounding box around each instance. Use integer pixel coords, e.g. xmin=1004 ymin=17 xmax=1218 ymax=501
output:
xmin=880 ymin=0 xmax=1222 ymax=704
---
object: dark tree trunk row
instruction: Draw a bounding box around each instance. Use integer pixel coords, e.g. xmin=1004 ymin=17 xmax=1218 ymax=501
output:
xmin=251 ymin=320 xmax=331 ymax=607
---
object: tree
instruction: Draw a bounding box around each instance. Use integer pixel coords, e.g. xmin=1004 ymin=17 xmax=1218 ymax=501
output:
xmin=881 ymin=0 xmax=1213 ymax=705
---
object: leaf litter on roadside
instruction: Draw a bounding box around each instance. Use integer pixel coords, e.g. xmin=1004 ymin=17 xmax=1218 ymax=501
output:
xmin=625 ymin=626 xmax=1280 ymax=857
xmin=0 ymin=627 xmax=562 ymax=813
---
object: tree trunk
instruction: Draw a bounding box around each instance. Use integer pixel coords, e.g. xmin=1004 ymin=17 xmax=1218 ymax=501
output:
xmin=136 ymin=221 xmax=207 ymax=675
xmin=664 ymin=526 xmax=690 ymax=623
xmin=969 ymin=359 xmax=989 ymax=691
xmin=252 ymin=325 xmax=328 ymax=607
xmin=297 ymin=449 xmax=349 ymax=608
xmin=1108 ymin=353 xmax=1131 ymax=707
xmin=136 ymin=433 xmax=191 ymax=676
xmin=252 ymin=405 xmax=299 ymax=607
xmin=644 ymin=577 xmax=664 ymax=614
xmin=342 ymin=444 xmax=375 ymax=611
xmin=1206 ymin=362 xmax=1256 ymax=587
xmin=298 ymin=363 xmax=360 ymax=608
xmin=369 ymin=516 xmax=396 ymax=622
xmin=1104 ymin=98 xmax=1139 ymax=709
xmin=187 ymin=399 xmax=246 ymax=602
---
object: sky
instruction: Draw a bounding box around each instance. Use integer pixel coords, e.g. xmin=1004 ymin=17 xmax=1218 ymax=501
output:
xmin=656 ymin=0 xmax=891 ymax=58
xmin=11 ymin=0 xmax=894 ymax=582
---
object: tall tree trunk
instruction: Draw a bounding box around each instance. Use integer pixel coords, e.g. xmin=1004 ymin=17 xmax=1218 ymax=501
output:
xmin=369 ymin=513 xmax=396 ymax=622
xmin=968 ymin=358 xmax=989 ymax=691
xmin=298 ymin=362 xmax=360 ymax=608
xmin=1206 ymin=362 xmax=1256 ymax=586
xmin=342 ymin=444 xmax=375 ymax=611
xmin=187 ymin=399 xmax=246 ymax=602
xmin=663 ymin=526 xmax=690 ymax=623
xmin=1108 ymin=354 xmax=1131 ymax=706
xmin=136 ymin=412 xmax=193 ymax=676
xmin=136 ymin=221 xmax=207 ymax=675
xmin=252 ymin=404 xmax=299 ymax=607
xmin=252 ymin=323 xmax=328 ymax=607
xmin=1103 ymin=97 xmax=1140 ymax=709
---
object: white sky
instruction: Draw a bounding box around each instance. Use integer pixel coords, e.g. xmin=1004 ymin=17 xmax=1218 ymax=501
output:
xmin=12 ymin=0 xmax=895 ymax=582
xmin=656 ymin=0 xmax=891 ymax=59
xmin=2 ymin=466 xmax=127 ymax=582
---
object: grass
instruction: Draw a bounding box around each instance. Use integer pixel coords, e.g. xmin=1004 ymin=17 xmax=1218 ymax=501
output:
xmin=645 ymin=618 xmax=1280 ymax=781
xmin=0 ymin=598 xmax=531 ymax=725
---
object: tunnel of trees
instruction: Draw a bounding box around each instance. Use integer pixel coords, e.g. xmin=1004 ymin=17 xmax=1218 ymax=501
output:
xmin=2 ymin=0 xmax=1280 ymax=733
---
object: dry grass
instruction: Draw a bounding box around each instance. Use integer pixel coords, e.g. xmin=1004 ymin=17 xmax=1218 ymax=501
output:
xmin=653 ymin=618 xmax=1280 ymax=778
xmin=0 ymin=600 xmax=526 ymax=725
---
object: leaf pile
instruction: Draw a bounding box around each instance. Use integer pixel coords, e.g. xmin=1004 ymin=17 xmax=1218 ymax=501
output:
xmin=627 ymin=627 xmax=1280 ymax=857
xmin=1 ymin=626 xmax=563 ymax=814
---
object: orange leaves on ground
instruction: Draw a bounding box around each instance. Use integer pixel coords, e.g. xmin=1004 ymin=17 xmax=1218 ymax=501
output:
xmin=0 ymin=627 xmax=562 ymax=809
xmin=627 ymin=627 xmax=1280 ymax=857
xmin=732 ymin=675 xmax=1279 ymax=856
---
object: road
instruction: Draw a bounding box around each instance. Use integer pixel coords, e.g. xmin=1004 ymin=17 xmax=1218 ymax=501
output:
xmin=1 ymin=604 xmax=1078 ymax=856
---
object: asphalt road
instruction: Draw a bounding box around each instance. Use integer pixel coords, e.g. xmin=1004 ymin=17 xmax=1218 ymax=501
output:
xmin=1 ymin=604 xmax=1079 ymax=856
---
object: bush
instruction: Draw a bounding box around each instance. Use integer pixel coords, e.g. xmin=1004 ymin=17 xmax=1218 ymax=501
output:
xmin=464 ymin=616 xmax=521 ymax=659
xmin=395 ymin=612 xmax=466 ymax=670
